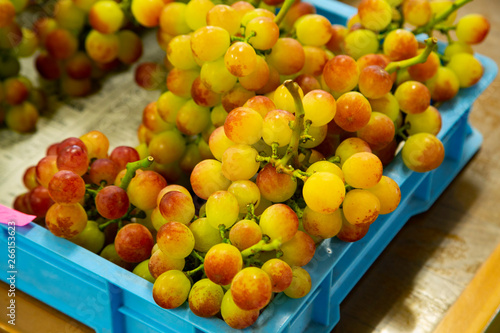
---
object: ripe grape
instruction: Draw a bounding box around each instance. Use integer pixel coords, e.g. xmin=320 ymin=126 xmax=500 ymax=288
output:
xmin=159 ymin=2 xmax=191 ymax=35
xmin=127 ymin=170 xmax=168 ymax=211
xmin=190 ymin=159 xmax=231 ymax=200
xmin=342 ymin=152 xmax=383 ymax=189
xmin=366 ymin=175 xmax=401 ymax=214
xmin=80 ymin=130 xmax=109 ymax=160
xmin=22 ymin=166 xmax=39 ymax=190
xmin=358 ymin=65 xmax=393 ymax=99
xmin=239 ymin=56 xmax=270 ymax=92
xmin=220 ymin=290 xmax=259 ymax=329
xmin=148 ymin=130 xmax=186 ymax=165
xmin=224 ymin=42 xmax=257 ymax=77
xmin=185 ymin=0 xmax=214 ymax=30
xmin=302 ymin=89 xmax=336 ymax=127
xmin=36 ymin=155 xmax=59 ymax=188
xmin=283 ymin=267 xmax=311 ymax=299
xmin=88 ymin=158 xmax=118 ymax=186
xmin=368 ymin=93 xmax=401 ymax=122
xmin=157 ymin=221 xmax=195 ymax=259
xmin=394 ymin=81 xmax=431 ymax=114
xmin=408 ymin=50 xmax=440 ymax=82
xmin=446 ymin=53 xmax=483 ymax=88
xmin=206 ymin=4 xmax=240 ymax=36
xmin=295 ymin=14 xmax=333 ymax=47
xmin=229 ymin=220 xmax=262 ymax=251
xmin=4 ymin=102 xmax=38 ymax=133
xmin=262 ymin=109 xmax=295 ymax=147
xmin=272 ymin=83 xmax=304 ymax=114
xmin=405 ymin=105 xmax=442 ymax=136
xmin=456 ymin=14 xmax=490 ymax=45
xmin=383 ymin=29 xmax=418 ymax=61
xmin=323 ymin=55 xmax=359 ymax=94
xmin=336 ymin=211 xmax=371 ymax=242
xmin=175 ymin=99 xmax=210 ymax=135
xmin=48 ymin=170 xmax=85 ymax=204
xmin=204 ymin=243 xmax=243 ymax=285
xmin=334 ymin=91 xmax=372 ymax=132
xmin=343 ymin=29 xmax=379 ymax=60
xmin=259 ymin=204 xmax=299 ymax=243
xmin=206 ymin=190 xmax=240 ymax=229
xmin=189 ymin=217 xmax=223 ymax=252
xmin=231 ymin=267 xmax=272 ymax=310
xmin=191 ymin=26 xmax=230 ymax=62
xmin=280 ymin=231 xmax=316 ymax=267
xmin=357 ymin=111 xmax=396 ymax=151
xmin=159 ymin=190 xmax=195 ymax=225
xmin=402 ymin=0 xmax=432 ymax=27
xmin=342 ymin=189 xmax=380 ymax=225
xmin=227 ymin=180 xmax=261 ymax=214
xmin=115 ymin=223 xmax=154 ymax=263
xmin=45 ymin=202 xmax=88 ymax=239
xmin=189 ymin=278 xmax=224 ymax=317
xmin=224 ymin=107 xmax=263 ymax=145
xmin=85 ymin=30 xmax=119 ymax=64
xmin=266 ymin=38 xmax=305 ymax=75
xmin=200 ymin=57 xmax=237 ymax=94
xmin=256 ymin=164 xmax=297 ymax=203
xmin=27 ymin=186 xmax=53 ymax=218
xmin=221 ymin=83 xmax=255 ymax=112
xmin=153 ymin=270 xmax=191 ymax=309
xmin=261 ymin=258 xmax=293 ymax=293
xmin=89 ymin=0 xmax=124 ymax=34
xmin=402 ymin=133 xmax=444 ymax=172
xmin=302 ymin=206 xmax=342 ymax=239
xmin=148 ymin=249 xmax=185 ymax=279
xmin=358 ymin=0 xmax=392 ymax=31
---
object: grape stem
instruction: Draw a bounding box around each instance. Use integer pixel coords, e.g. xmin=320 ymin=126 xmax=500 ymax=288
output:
xmin=413 ymin=0 xmax=473 ymax=35
xmin=385 ymin=37 xmax=438 ymax=74
xmin=190 ymin=250 xmax=205 ymax=263
xmin=186 ymin=263 xmax=204 ymax=276
xmin=301 ymin=120 xmax=314 ymax=143
xmin=244 ymin=203 xmax=256 ymax=221
xmin=327 ymin=155 xmax=341 ymax=165
xmin=274 ymin=0 xmax=296 ymax=27
xmin=119 ymin=156 xmax=154 ymax=191
xmin=241 ymin=238 xmax=282 ymax=258
xmin=98 ymin=204 xmax=138 ymax=231
xmin=286 ymin=198 xmax=304 ymax=219
xmin=396 ymin=122 xmax=411 ymax=141
xmin=219 ymin=225 xmax=231 ymax=244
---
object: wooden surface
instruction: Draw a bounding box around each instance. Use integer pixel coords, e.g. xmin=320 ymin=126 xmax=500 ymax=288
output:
xmin=1 ymin=1 xmax=500 ymax=333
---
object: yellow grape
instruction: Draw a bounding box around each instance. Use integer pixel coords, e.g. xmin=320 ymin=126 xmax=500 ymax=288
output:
xmin=342 ymin=189 xmax=380 ymax=225
xmin=303 ymin=172 xmax=345 ymax=214
xmin=342 ymin=152 xmax=383 ymax=189
xmin=366 ymin=175 xmax=401 ymax=214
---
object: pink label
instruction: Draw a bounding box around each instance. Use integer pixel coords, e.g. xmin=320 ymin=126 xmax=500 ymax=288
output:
xmin=0 ymin=204 xmax=35 ymax=226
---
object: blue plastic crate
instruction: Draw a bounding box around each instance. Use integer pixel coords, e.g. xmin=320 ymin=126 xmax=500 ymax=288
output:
xmin=0 ymin=1 xmax=498 ymax=332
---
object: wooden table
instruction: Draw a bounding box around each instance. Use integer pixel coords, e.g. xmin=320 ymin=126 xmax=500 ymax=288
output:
xmin=1 ymin=1 xmax=499 ymax=332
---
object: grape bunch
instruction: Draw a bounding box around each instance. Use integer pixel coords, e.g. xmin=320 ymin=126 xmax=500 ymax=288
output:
xmin=0 ymin=0 xmax=46 ymax=132
xmin=32 ymin=0 xmax=144 ymax=97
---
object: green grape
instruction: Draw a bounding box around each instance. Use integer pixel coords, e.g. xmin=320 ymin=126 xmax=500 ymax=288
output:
xmin=148 ymin=130 xmax=186 ymax=165
xmin=206 ymin=4 xmax=240 ymax=36
xmin=45 ymin=203 xmax=87 ymax=239
xmin=446 ymin=53 xmax=483 ymax=88
xmin=444 ymin=41 xmax=473 ymax=59
xmin=394 ymin=81 xmax=431 ymax=114
xmin=229 ymin=219 xmax=262 ymax=250
xmin=189 ymin=217 xmax=223 ymax=252
xmin=206 ymin=190 xmax=240 ymax=229
xmin=159 ymin=3 xmax=191 ymax=36
xmin=220 ymin=290 xmax=259 ymax=329
xmin=54 ymin=0 xmax=86 ymax=32
xmin=115 ymin=223 xmax=154 ymax=263
xmin=357 ymin=0 xmax=392 ymax=31
xmin=221 ymin=144 xmax=260 ymax=181
xmin=230 ymin=267 xmax=272 ymax=310
xmin=456 ymin=14 xmax=490 ymax=45
xmin=204 ymin=243 xmax=243 ymax=285
xmin=323 ymin=55 xmax=359 ymax=94
xmin=303 ymin=89 xmax=336 ymax=127
xmin=157 ymin=91 xmax=188 ymax=124
xmin=167 ymin=34 xmax=198 ymax=70
xmin=15 ymin=28 xmax=39 ymax=57
xmin=425 ymin=66 xmax=460 ymax=102
xmin=259 ymin=204 xmax=299 ymax=243
xmin=148 ymin=248 xmax=185 ymax=279
xmin=343 ymin=29 xmax=379 ymax=60
xmin=190 ymin=159 xmax=231 ymax=200
xmin=175 ymin=99 xmax=210 ymax=136
xmin=89 ymin=0 xmax=123 ymax=34
xmin=227 ymin=180 xmax=261 ymax=214
xmin=224 ymin=42 xmax=257 ymax=77
xmin=256 ymin=164 xmax=297 ymax=203
xmin=295 ymin=14 xmax=332 ymax=46
xmin=191 ymin=26 xmax=230 ymax=62
xmin=342 ymin=152 xmax=383 ymax=189
xmin=280 ymin=231 xmax=316 ymax=267
xmin=185 ymin=0 xmax=214 ymax=30
xmin=383 ymin=29 xmax=418 ymax=61
xmin=100 ymin=244 xmax=135 ymax=270
xmin=366 ymin=175 xmax=401 ymax=215
xmin=153 ymin=270 xmax=191 ymax=309
xmin=283 ymin=267 xmax=311 ymax=299
xmin=223 ymin=107 xmax=263 ymax=145
xmin=299 ymin=124 xmax=328 ymax=149
xmin=429 ymin=0 xmax=456 ymax=26
xmin=402 ymin=133 xmax=444 ymax=172
xmin=133 ymin=260 xmax=155 ymax=283
xmin=245 ymin=16 xmax=279 ymax=51
xmin=240 ymin=8 xmax=274 ymax=26
xmin=69 ymin=220 xmax=105 ymax=254
xmin=189 ymin=278 xmax=224 ymax=318
xmin=262 ymin=109 xmax=295 ymax=147
xmin=405 ymin=105 xmax=441 ymax=136
xmin=5 ymin=101 xmax=39 ymax=133
xmin=342 ymin=189 xmax=380 ymax=225
xmin=208 ymin=126 xmax=235 ymax=161
xmin=302 ymin=206 xmax=342 ymax=239
xmin=267 ymin=38 xmax=305 ymax=75
xmin=201 ymin=57 xmax=237 ymax=94
xmin=157 ymin=221 xmax=195 ymax=259
xmin=368 ymin=93 xmax=400 ymax=122
xmin=151 ymin=207 xmax=169 ymax=231
xmin=261 ymin=259 xmax=293 ymax=293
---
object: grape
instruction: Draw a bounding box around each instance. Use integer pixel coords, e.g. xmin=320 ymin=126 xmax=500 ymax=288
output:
xmin=294 ymin=74 xmax=321 ymax=94
xmin=159 ymin=2 xmax=191 ymax=35
xmin=3 ymin=77 xmax=29 ymax=105
xmin=157 ymin=91 xmax=188 ymax=124
xmin=89 ymin=158 xmax=118 ymax=186
xmin=259 ymin=204 xmax=298 ymax=243
xmin=342 ymin=189 xmax=380 ymax=225
xmin=280 ymin=230 xmax=316 ymax=267
xmin=456 ymin=13 xmax=490 ymax=45
xmin=64 ymin=52 xmax=93 ymax=80
xmin=366 ymin=176 xmax=401 ymax=214
xmin=224 ymin=107 xmax=263 ymax=145
xmin=227 ymin=180 xmax=261 ymax=214
xmin=323 ymin=55 xmax=359 ymax=94
xmin=35 ymin=52 xmax=61 ymax=81
xmin=383 ymin=29 xmax=418 ymax=61
xmin=334 ymin=91 xmax=372 ymax=132
xmin=405 ymin=105 xmax=441 ymax=136
xmin=61 ymin=76 xmax=92 ymax=98
xmin=95 ymin=185 xmax=129 ymax=219
xmin=80 ymin=135 xmax=108 ymax=162
xmin=117 ymin=30 xmax=143 ymax=65
xmin=357 ymin=112 xmax=395 ymax=151
xmin=425 ymin=66 xmax=460 ymax=102
xmin=22 ymin=166 xmax=39 ymax=190
xmin=166 ymin=34 xmax=197 ymax=70
xmin=135 ymin=62 xmax=167 ymax=91
xmin=394 ymin=81 xmax=431 ymax=114
xmin=267 ymin=38 xmax=305 ymax=75
xmin=446 ymin=53 xmax=483 ymax=88
xmin=27 ymin=186 xmax=53 ymax=218
xmin=69 ymin=220 xmax=105 ymax=254
xmin=300 ymin=124 xmax=328 ymax=149
xmin=204 ymin=243 xmax=243 ymax=285
xmin=220 ymin=290 xmax=259 ymax=329
xmin=206 ymin=4 xmax=240 ymax=36
xmin=191 ymin=26 xmax=230 ymax=62
xmin=189 ymin=217 xmax=223 ymax=252
xmin=272 ymin=83 xmax=304 ymax=114
xmin=45 ymin=202 xmax=87 ymax=239
xmin=175 ymin=99 xmax=211 ymax=135
xmin=262 ymin=109 xmax=295 ymax=147
xmin=224 ymin=42 xmax=257 ymax=77
xmin=402 ymin=133 xmax=444 ymax=172
xmin=295 ymin=14 xmax=332 ymax=46
xmin=54 ymin=0 xmax=86 ymax=31
xmin=241 ymin=8 xmax=275 ymax=26
xmin=89 ymin=0 xmax=123 ymax=34
xmin=0 ymin=22 xmax=22 ymax=49
xmin=109 ymin=146 xmax=140 ymax=171
xmin=221 ymin=144 xmax=260 ymax=181
xmin=306 ymin=161 xmax=344 ymax=181
xmin=231 ymin=267 xmax=272 ymax=310
xmin=368 ymin=93 xmax=400 ymax=122
xmin=229 ymin=220 xmax=262 ymax=250
xmin=206 ymin=190 xmax=240 ymax=229
xmin=159 ymin=190 xmax=195 ymax=225
xmin=336 ymin=211 xmax=371 ymax=242
xmin=48 ymin=170 xmax=85 ymax=204
xmin=153 ymin=270 xmax=191 ymax=309
xmin=239 ymin=56 xmax=270 ymax=92
xmin=408 ymin=50 xmax=440 ymax=82
xmin=342 ymin=152 xmax=383 ymax=189
xmin=358 ymin=65 xmax=393 ymax=100
xmin=301 ymin=46 xmax=329 ymax=76
xmin=44 ymin=28 xmax=78 ymax=61
xmin=260 ymin=258 xmax=293 ymax=293
xmin=358 ymin=0 xmax=392 ymax=31
xmin=127 ymin=170 xmax=168 ymax=211
xmin=114 ymin=223 xmax=154 ymax=263
xmin=208 ymin=126 xmax=235 ymax=161
xmin=283 ymin=267 xmax=311 ymax=299
xmin=133 ymin=260 xmax=155 ymax=283
xmin=256 ymin=164 xmax=297 ymax=203
xmin=189 ymin=278 xmax=224 ymax=317
xmin=36 ymin=155 xmax=59 ymax=188
xmin=402 ymin=0 xmax=432 ymax=27
xmin=0 ymin=0 xmax=15 ymax=28
xmin=302 ymin=205 xmax=342 ymax=238
xmin=148 ymin=249 xmax=185 ymax=279
xmin=255 ymin=64 xmax=280 ymax=95
xmin=200 ymin=57 xmax=237 ymax=94
xmin=190 ymin=159 xmax=231 ymax=200
xmin=444 ymin=41 xmax=474 ymax=59
xmin=221 ymin=84 xmax=255 ymax=112
xmin=100 ymin=243 xmax=135 ymax=270
xmin=85 ymin=30 xmax=119 ymax=64
xmin=343 ymin=29 xmax=379 ymax=60
xmin=148 ymin=130 xmax=186 ymax=165
xmin=157 ymin=221 xmax=195 ymax=259
xmin=4 ymin=102 xmax=38 ymax=133
xmin=282 ymin=0 xmax=316 ymax=32
xmin=231 ymin=1 xmax=255 ymax=21
xmin=130 ymin=0 xmax=164 ymax=28
xmin=302 ymin=89 xmax=336 ymax=127
xmin=191 ymin=77 xmax=221 ymax=108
